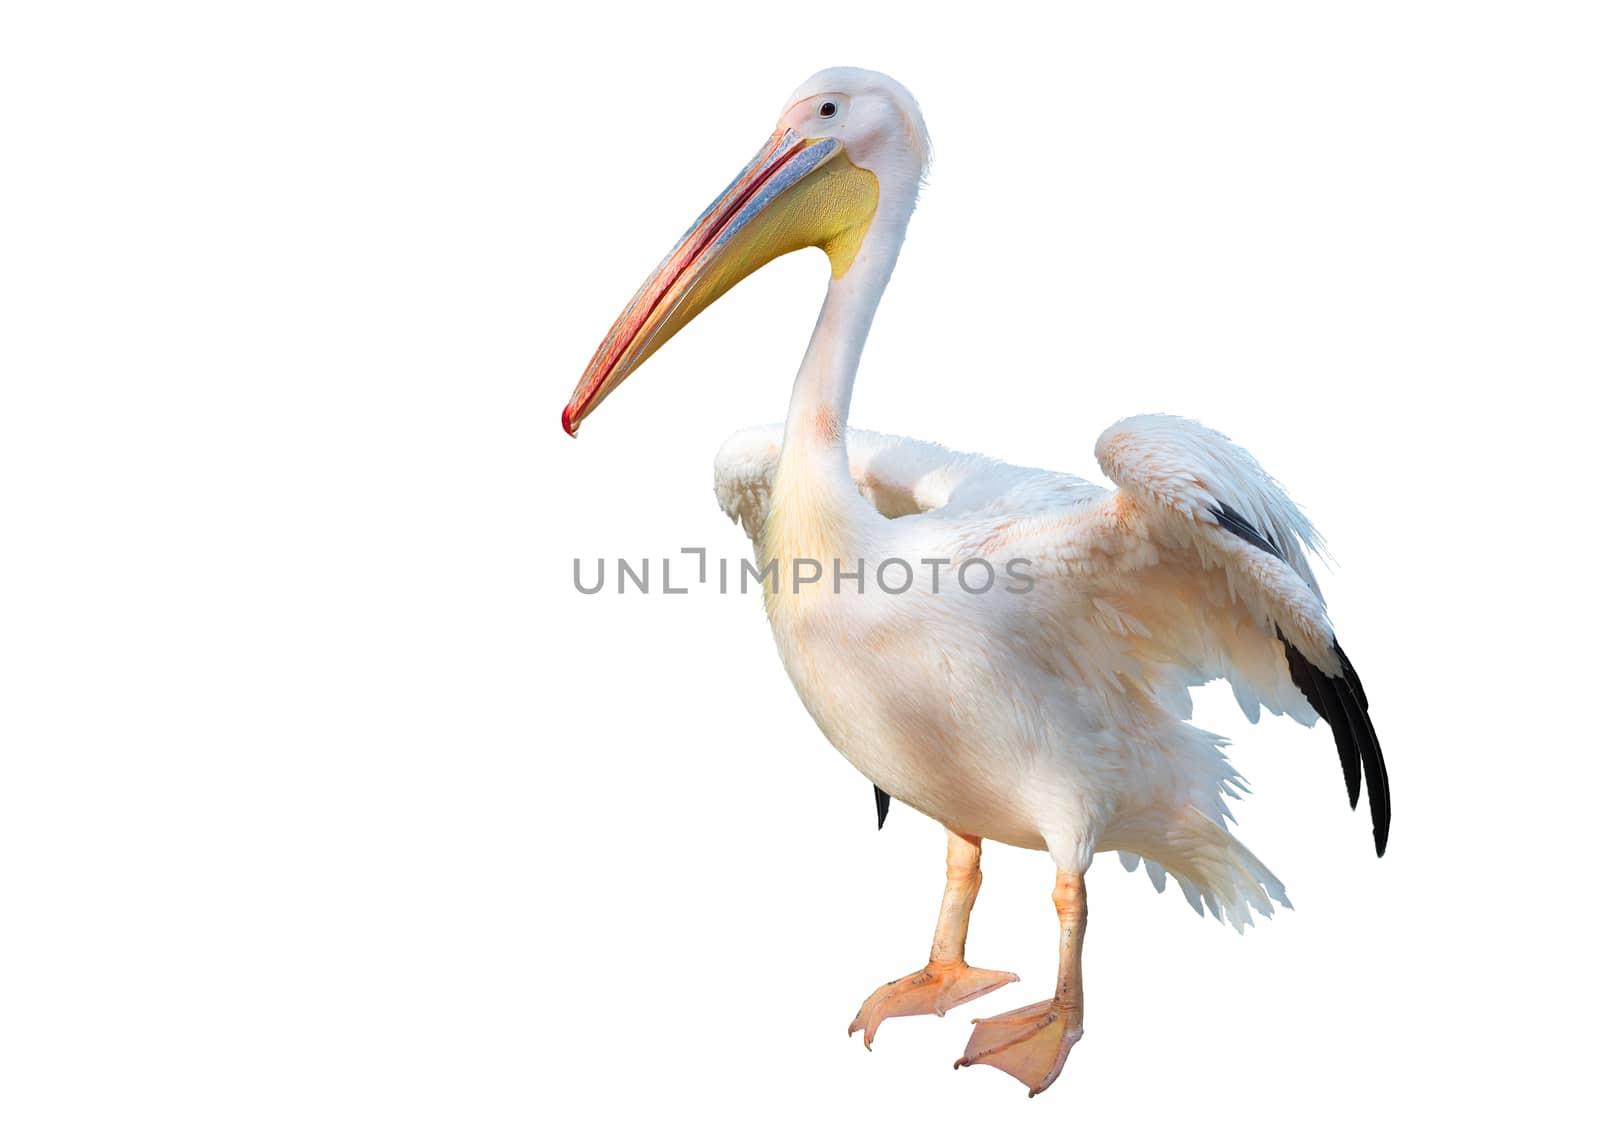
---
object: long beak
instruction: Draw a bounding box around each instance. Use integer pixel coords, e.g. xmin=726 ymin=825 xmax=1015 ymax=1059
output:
xmin=561 ymin=128 xmax=878 ymax=436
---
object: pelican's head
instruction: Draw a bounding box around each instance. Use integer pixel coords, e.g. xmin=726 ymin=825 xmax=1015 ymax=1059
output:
xmin=561 ymin=68 xmax=930 ymax=436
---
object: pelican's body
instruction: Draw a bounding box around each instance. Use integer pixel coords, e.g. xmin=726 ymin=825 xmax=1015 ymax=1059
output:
xmin=563 ymin=68 xmax=1388 ymax=1095
xmin=716 ymin=421 xmax=1318 ymax=903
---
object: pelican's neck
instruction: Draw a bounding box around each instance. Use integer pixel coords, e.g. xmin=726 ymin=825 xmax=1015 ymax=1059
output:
xmin=759 ymin=182 xmax=914 ymax=583
xmin=777 ymin=212 xmax=907 ymax=496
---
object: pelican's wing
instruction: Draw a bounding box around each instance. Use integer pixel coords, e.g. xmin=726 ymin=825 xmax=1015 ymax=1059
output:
xmin=714 ymin=424 xmax=1099 ymax=538
xmin=712 ymin=426 xmax=783 ymax=539
xmin=1009 ymin=414 xmax=1389 ymax=855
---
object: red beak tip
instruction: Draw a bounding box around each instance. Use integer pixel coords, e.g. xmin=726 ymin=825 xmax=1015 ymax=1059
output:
xmin=561 ymin=406 xmax=578 ymax=438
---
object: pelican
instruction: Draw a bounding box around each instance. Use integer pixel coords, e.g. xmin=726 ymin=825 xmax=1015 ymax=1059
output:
xmin=561 ymin=68 xmax=1389 ymax=1096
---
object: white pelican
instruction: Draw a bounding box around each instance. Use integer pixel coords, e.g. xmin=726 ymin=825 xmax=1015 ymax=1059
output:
xmin=561 ymin=68 xmax=1389 ymax=1096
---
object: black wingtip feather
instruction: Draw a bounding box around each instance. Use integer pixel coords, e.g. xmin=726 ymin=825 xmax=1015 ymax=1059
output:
xmin=873 ymin=785 xmax=890 ymax=831
xmin=1316 ymin=666 xmax=1363 ymax=810
xmin=1334 ymin=650 xmax=1389 ymax=855
xmin=1334 ymin=642 xmax=1370 ymax=711
xmin=1213 ymin=502 xmax=1391 ymax=857
xmin=1209 ymin=502 xmax=1286 ymax=561
xmin=1280 ymin=632 xmax=1391 ymax=857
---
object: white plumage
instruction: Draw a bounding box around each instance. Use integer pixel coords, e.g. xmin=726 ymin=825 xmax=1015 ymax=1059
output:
xmin=565 ymin=67 xmax=1388 ymax=1094
xmin=714 ymin=415 xmax=1371 ymax=932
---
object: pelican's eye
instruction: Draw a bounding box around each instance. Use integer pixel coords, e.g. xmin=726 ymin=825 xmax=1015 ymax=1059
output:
xmin=819 ymin=101 xmax=838 ymax=118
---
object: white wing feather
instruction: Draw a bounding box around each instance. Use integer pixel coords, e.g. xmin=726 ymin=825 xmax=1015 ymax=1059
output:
xmin=715 ymin=423 xmax=1100 ymax=537
xmin=716 ymin=415 xmax=1334 ymax=716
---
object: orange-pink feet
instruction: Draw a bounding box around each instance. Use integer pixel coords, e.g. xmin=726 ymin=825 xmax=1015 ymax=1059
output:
xmin=847 ymin=960 xmax=1019 ymax=1049
xmin=954 ymin=998 xmax=1083 ymax=1096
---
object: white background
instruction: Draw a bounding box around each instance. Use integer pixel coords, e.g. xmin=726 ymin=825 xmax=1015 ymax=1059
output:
xmin=3 ymin=2 xmax=1597 ymax=1138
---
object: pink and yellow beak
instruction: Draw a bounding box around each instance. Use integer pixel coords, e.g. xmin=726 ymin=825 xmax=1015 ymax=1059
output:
xmin=561 ymin=128 xmax=878 ymax=436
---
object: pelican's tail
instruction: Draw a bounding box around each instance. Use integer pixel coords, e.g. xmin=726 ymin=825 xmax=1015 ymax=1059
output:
xmin=1104 ymin=806 xmax=1290 ymax=932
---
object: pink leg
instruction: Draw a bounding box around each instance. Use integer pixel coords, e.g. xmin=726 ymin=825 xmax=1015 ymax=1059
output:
xmin=847 ymin=831 xmax=1019 ymax=1048
xmin=955 ymin=870 xmax=1086 ymax=1096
